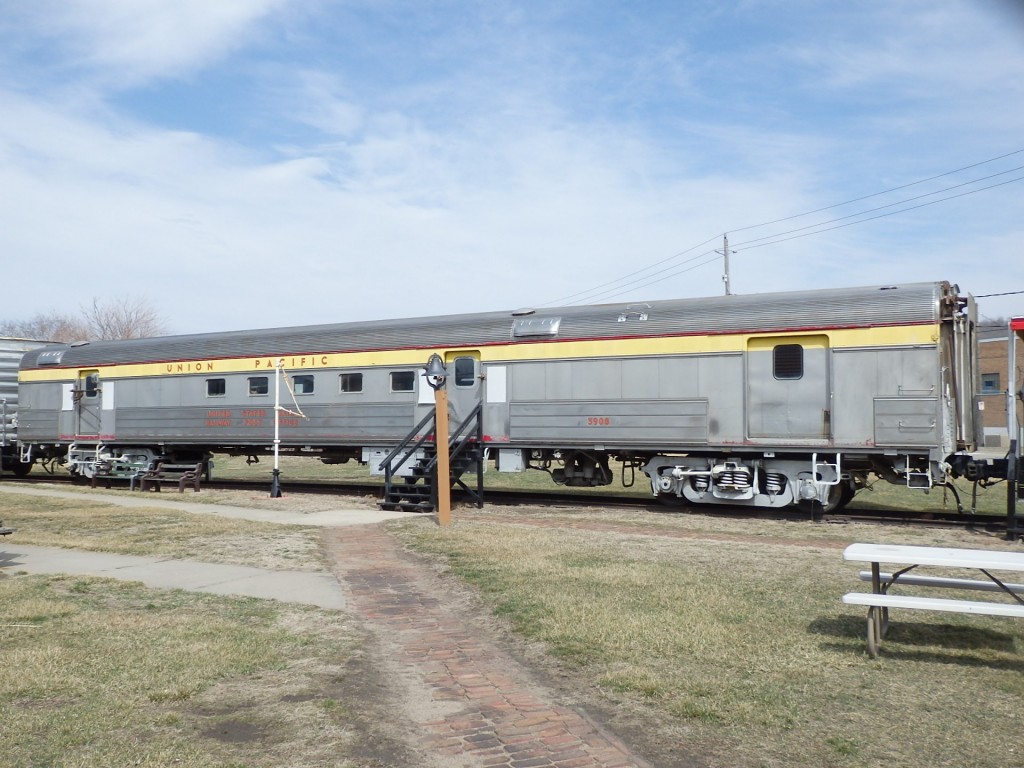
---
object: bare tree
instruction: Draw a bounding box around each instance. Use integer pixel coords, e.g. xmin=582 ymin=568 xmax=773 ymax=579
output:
xmin=81 ymin=297 xmax=168 ymax=340
xmin=0 ymin=312 xmax=90 ymax=342
xmin=1 ymin=296 xmax=168 ymax=342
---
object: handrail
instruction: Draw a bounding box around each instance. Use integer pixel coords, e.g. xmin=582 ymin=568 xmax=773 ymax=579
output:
xmin=380 ymin=408 xmax=437 ymax=498
xmin=378 ymin=408 xmax=437 ymax=471
xmin=381 ymin=400 xmax=485 ymax=510
xmin=422 ymin=401 xmax=483 ymax=473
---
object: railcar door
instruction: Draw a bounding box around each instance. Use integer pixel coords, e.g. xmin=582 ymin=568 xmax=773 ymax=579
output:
xmin=444 ymin=351 xmax=482 ymax=426
xmin=746 ymin=335 xmax=830 ymax=439
xmin=75 ymin=370 xmax=102 ymax=436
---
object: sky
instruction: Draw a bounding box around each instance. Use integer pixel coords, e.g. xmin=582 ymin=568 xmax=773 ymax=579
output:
xmin=1 ymin=0 xmax=1023 ymax=335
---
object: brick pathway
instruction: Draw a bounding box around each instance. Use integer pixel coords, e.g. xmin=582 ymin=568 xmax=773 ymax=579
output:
xmin=323 ymin=524 xmax=650 ymax=768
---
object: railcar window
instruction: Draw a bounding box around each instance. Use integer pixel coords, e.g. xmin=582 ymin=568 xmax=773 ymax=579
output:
xmin=773 ymin=344 xmax=803 ymax=380
xmin=84 ymin=374 xmax=99 ymax=398
xmin=293 ymin=375 xmax=314 ymax=395
xmin=206 ymin=378 xmax=226 ymax=397
xmin=248 ymin=376 xmax=269 ymax=396
xmin=340 ymin=372 xmax=363 ymax=393
xmin=390 ymin=371 xmax=416 ymax=392
xmin=454 ymin=357 xmax=475 ymax=387
xmin=981 ymin=373 xmax=1000 ymax=394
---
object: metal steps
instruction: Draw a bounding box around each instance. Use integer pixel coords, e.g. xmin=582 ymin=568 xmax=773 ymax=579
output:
xmin=379 ymin=402 xmax=484 ymax=513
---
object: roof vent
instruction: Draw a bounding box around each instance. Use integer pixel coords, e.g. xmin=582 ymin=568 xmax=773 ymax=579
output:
xmin=513 ymin=317 xmax=561 ymax=338
xmin=36 ymin=350 xmax=67 ymax=366
xmin=618 ymin=304 xmax=650 ymax=322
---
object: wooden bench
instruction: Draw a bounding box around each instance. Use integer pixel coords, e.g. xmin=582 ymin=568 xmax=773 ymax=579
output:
xmin=843 ymin=543 xmax=1024 ymax=657
xmin=138 ymin=462 xmax=203 ymax=493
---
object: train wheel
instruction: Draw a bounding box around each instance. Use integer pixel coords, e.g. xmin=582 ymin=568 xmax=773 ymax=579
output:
xmin=798 ymin=481 xmax=854 ymax=516
xmin=655 ymin=492 xmax=686 ymax=509
xmin=10 ymin=459 xmax=33 ymax=478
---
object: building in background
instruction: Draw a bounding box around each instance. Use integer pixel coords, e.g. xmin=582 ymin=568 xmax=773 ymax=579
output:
xmin=978 ymin=323 xmax=1024 ymax=449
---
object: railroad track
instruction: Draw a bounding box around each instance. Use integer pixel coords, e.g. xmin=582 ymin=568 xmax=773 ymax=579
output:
xmin=2 ymin=472 xmax=1008 ymax=532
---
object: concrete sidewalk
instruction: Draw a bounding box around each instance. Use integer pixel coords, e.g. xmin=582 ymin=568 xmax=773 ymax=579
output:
xmin=0 ymin=482 xmax=420 ymax=609
xmin=0 ymin=483 xmax=416 ymax=527
xmin=0 ymin=544 xmax=348 ymax=609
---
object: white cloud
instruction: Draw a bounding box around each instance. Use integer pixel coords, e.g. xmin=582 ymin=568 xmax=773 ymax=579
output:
xmin=0 ymin=1 xmax=1021 ymax=335
xmin=7 ymin=0 xmax=289 ymax=88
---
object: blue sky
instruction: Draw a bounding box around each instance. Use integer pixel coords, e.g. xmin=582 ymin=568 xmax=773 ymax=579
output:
xmin=2 ymin=0 xmax=1023 ymax=334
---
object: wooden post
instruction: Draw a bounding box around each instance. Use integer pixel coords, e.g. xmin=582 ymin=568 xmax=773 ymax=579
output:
xmin=434 ymin=385 xmax=451 ymax=526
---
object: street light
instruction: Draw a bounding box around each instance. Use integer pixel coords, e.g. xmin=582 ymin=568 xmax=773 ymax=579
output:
xmin=424 ymin=353 xmax=451 ymax=527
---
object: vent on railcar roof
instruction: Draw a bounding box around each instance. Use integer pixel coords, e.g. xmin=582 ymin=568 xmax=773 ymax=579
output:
xmin=513 ymin=317 xmax=561 ymax=338
xmin=618 ymin=304 xmax=650 ymax=323
xmin=35 ymin=350 xmax=67 ymax=366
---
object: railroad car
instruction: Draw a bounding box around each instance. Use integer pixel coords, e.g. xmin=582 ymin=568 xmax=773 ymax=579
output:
xmin=1 ymin=337 xmax=51 ymax=476
xmin=15 ymin=281 xmax=981 ymax=511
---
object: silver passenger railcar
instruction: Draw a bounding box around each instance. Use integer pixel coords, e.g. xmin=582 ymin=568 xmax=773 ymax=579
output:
xmin=15 ymin=281 xmax=981 ymax=511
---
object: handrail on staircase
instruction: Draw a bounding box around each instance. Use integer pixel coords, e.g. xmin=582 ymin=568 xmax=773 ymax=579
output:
xmin=380 ymin=400 xmax=485 ymax=511
xmin=422 ymin=401 xmax=483 ymax=473
xmin=379 ymin=408 xmax=437 ymax=495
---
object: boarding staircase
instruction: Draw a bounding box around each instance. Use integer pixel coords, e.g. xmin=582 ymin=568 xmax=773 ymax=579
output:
xmin=379 ymin=401 xmax=484 ymax=512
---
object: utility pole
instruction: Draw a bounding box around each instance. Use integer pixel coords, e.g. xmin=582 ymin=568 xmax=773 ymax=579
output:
xmin=718 ymin=234 xmax=732 ymax=296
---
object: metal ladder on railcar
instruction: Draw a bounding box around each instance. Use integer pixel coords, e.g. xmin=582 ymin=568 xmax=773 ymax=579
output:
xmin=379 ymin=401 xmax=485 ymax=512
xmin=1007 ymin=439 xmax=1024 ymax=541
xmin=1004 ymin=317 xmax=1024 ymax=540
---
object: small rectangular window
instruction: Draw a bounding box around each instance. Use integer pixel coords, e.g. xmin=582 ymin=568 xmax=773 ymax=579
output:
xmin=981 ymin=373 xmax=1000 ymax=394
xmin=248 ymin=376 xmax=269 ymax=396
xmin=206 ymin=378 xmax=226 ymax=397
xmin=293 ymin=374 xmax=314 ymax=395
xmin=454 ymin=357 xmax=476 ymax=387
xmin=773 ymin=344 xmax=803 ymax=380
xmin=84 ymin=373 xmax=100 ymax=398
xmin=390 ymin=371 xmax=416 ymax=392
xmin=340 ymin=372 xmax=363 ymax=393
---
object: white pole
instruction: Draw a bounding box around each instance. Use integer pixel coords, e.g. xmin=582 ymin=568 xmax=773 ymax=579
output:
xmin=271 ymin=357 xmax=283 ymax=497
xmin=721 ymin=234 xmax=732 ymax=296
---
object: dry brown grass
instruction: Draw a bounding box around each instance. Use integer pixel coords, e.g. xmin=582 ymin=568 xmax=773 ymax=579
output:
xmin=393 ymin=507 xmax=1024 ymax=768
xmin=0 ymin=574 xmax=374 ymax=768
xmin=1 ymin=493 xmax=324 ymax=570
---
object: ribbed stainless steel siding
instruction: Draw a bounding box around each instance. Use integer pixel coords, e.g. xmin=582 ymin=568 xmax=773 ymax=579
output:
xmin=2 ymin=338 xmax=52 ymax=445
xmin=19 ymin=282 xmax=949 ymax=370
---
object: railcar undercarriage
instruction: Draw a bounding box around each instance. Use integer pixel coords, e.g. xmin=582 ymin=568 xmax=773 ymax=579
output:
xmin=641 ymin=453 xmax=862 ymax=512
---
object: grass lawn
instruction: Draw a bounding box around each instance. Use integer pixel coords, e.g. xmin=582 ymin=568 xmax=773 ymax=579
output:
xmin=4 ymin=451 xmax=1023 ymax=767
xmin=392 ymin=506 xmax=1024 ymax=768
xmin=0 ymin=492 xmax=414 ymax=767
xmin=0 ymin=574 xmax=376 ymax=768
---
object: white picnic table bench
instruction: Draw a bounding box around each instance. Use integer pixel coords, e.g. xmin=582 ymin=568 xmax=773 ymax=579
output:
xmin=842 ymin=543 xmax=1024 ymax=657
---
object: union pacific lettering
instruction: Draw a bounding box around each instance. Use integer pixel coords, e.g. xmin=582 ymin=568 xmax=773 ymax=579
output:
xmin=253 ymin=356 xmax=330 ymax=369
xmin=166 ymin=361 xmax=216 ymax=373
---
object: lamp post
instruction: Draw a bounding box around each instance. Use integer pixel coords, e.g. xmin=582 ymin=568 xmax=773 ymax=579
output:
xmin=424 ymin=353 xmax=451 ymax=527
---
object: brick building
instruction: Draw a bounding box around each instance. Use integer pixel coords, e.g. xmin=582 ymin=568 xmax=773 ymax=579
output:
xmin=978 ymin=323 xmax=1024 ymax=448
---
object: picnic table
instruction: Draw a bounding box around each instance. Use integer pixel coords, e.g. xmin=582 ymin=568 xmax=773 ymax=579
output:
xmin=842 ymin=543 xmax=1024 ymax=657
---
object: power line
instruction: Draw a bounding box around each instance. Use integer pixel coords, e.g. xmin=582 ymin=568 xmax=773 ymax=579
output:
xmin=728 ymin=147 xmax=1024 ymax=235
xmin=536 ymin=235 xmax=720 ymax=307
xmin=731 ymin=165 xmax=1024 ymax=249
xmin=572 ymin=172 xmax=1024 ymax=304
xmin=976 ymin=290 xmax=1024 ymax=298
xmin=536 ymin=147 xmax=1024 ymax=307
xmin=732 ymin=173 xmax=1024 ymax=252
